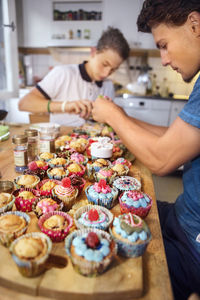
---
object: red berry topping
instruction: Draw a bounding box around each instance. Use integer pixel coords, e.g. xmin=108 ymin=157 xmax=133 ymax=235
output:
xmin=28 ymin=161 xmax=38 ymax=171
xmin=88 ymin=208 xmax=99 ymax=221
xmin=62 ymin=177 xmax=71 ymax=188
xmin=85 ymin=232 xmax=100 ymax=249
xmin=98 ymin=179 xmax=107 ymax=189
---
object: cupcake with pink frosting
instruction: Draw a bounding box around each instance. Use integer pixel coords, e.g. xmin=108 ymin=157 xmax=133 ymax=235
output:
xmin=70 ymin=152 xmax=88 ymax=166
xmin=52 ymin=178 xmax=78 ymax=211
xmin=32 ymin=196 xmax=64 ymax=218
xmin=94 ymin=167 xmax=117 ymax=185
xmin=85 ymin=179 xmax=118 ymax=209
xmin=112 ymin=157 xmax=132 ymax=170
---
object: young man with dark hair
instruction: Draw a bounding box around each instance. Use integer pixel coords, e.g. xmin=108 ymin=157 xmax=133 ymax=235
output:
xmin=19 ymin=27 xmax=130 ymax=126
xmin=92 ymin=1 xmax=200 ymax=299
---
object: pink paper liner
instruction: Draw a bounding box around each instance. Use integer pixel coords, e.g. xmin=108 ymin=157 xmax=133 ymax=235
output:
xmin=36 ymin=179 xmax=61 ymax=196
xmin=38 ymin=211 xmax=73 ymax=242
xmin=66 ymin=163 xmax=86 ymax=177
xmin=119 ymin=193 xmax=152 ymax=218
xmin=13 ymin=188 xmax=40 ymax=212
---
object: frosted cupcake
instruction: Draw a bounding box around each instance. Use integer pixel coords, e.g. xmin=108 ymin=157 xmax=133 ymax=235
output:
xmin=36 ymin=179 xmax=61 ymax=196
xmin=70 ymin=152 xmax=88 ymax=166
xmin=86 ymin=158 xmax=111 ymax=181
xmin=0 ymin=192 xmax=15 ymax=214
xmin=109 ymin=213 xmax=151 ymax=257
xmin=0 ymin=211 xmax=30 ymax=247
xmin=32 ymin=196 xmax=64 ymax=218
xmin=112 ymin=157 xmax=132 ymax=169
xmin=66 ymin=162 xmax=85 ymax=177
xmin=47 ymin=167 xmax=69 ymax=180
xmin=65 ymin=228 xmax=117 ymax=277
xmin=13 ymin=188 xmax=39 ymax=212
xmin=38 ymin=211 xmax=73 ymax=242
xmin=119 ymin=190 xmax=152 ymax=218
xmin=74 ymin=204 xmax=113 ymax=230
xmin=9 ymin=232 xmax=52 ymax=277
xmin=69 ymin=174 xmax=86 ymax=195
xmin=85 ymin=179 xmax=118 ymax=209
xmin=52 ymin=178 xmax=78 ymax=211
xmin=113 ymin=176 xmax=141 ymax=192
xmin=94 ymin=167 xmax=117 ymax=185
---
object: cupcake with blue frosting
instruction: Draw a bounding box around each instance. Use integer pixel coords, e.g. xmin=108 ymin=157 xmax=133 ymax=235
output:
xmin=119 ymin=190 xmax=152 ymax=218
xmin=65 ymin=228 xmax=117 ymax=276
xmin=109 ymin=213 xmax=151 ymax=257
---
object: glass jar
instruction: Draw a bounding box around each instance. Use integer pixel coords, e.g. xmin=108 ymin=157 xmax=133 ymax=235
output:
xmin=24 ymin=129 xmax=38 ymax=162
xmin=39 ymin=125 xmax=56 ymax=154
xmin=12 ymin=135 xmax=28 ymax=173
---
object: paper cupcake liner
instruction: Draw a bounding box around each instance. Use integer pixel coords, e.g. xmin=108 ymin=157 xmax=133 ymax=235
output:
xmin=69 ymin=175 xmax=86 ymax=196
xmin=66 ymin=164 xmax=86 ymax=177
xmin=119 ymin=193 xmax=152 ymax=218
xmin=13 ymin=188 xmax=40 ymax=212
xmin=38 ymin=153 xmax=57 ymax=162
xmin=52 ymin=188 xmax=79 ymax=211
xmin=0 ymin=211 xmax=30 ymax=247
xmin=74 ymin=204 xmax=113 ymax=230
xmin=9 ymin=232 xmax=52 ymax=277
xmin=38 ymin=211 xmax=73 ymax=242
xmin=94 ymin=169 xmax=117 ymax=185
xmin=47 ymin=167 xmax=69 ymax=180
xmin=24 ymin=168 xmax=47 ymax=181
xmin=109 ymin=227 xmax=151 ymax=258
xmin=14 ymin=175 xmax=40 ymax=189
xmin=32 ymin=195 xmax=64 ymax=218
xmin=65 ymin=228 xmax=117 ymax=277
xmin=111 ymin=165 xmax=129 ymax=177
xmin=113 ymin=176 xmax=141 ymax=192
xmin=0 ymin=194 xmax=15 ymax=214
xmin=48 ymin=159 xmax=70 ymax=169
xmin=85 ymin=186 xmax=118 ymax=209
xmin=36 ymin=179 xmax=61 ymax=196
xmin=112 ymin=158 xmax=132 ymax=169
xmin=70 ymin=155 xmax=88 ymax=166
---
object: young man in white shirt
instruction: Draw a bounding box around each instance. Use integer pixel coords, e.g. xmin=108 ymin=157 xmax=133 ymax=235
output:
xmin=18 ymin=27 xmax=130 ymax=126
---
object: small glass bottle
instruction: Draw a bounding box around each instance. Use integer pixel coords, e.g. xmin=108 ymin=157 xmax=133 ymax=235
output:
xmin=24 ymin=129 xmax=38 ymax=162
xmin=12 ymin=135 xmax=28 ymax=173
xmin=39 ymin=126 xmax=56 ymax=154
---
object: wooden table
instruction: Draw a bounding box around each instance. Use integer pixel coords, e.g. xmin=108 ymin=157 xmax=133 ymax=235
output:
xmin=0 ymin=124 xmax=173 ymax=300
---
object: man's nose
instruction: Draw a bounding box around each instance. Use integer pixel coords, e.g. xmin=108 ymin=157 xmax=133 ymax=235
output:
xmin=160 ymin=51 xmax=170 ymax=67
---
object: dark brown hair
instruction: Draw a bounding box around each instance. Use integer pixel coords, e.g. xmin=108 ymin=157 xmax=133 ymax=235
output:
xmin=96 ymin=26 xmax=130 ymax=60
xmin=137 ymin=0 xmax=200 ymax=33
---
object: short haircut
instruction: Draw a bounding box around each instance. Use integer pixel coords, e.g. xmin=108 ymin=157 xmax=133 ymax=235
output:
xmin=96 ymin=27 xmax=130 ymax=60
xmin=137 ymin=0 xmax=200 ymax=33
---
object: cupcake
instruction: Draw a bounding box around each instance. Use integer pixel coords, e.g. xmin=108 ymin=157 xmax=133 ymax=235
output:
xmin=94 ymin=167 xmax=117 ymax=185
xmin=13 ymin=188 xmax=39 ymax=212
xmin=52 ymin=178 xmax=78 ymax=211
xmin=48 ymin=157 xmax=69 ymax=168
xmin=69 ymin=174 xmax=86 ymax=195
xmin=38 ymin=211 xmax=73 ymax=242
xmin=24 ymin=160 xmax=49 ymax=180
xmin=109 ymin=213 xmax=151 ymax=257
xmin=36 ymin=179 xmax=61 ymax=196
xmin=119 ymin=190 xmax=152 ymax=218
xmin=85 ymin=179 xmax=118 ymax=209
xmin=65 ymin=228 xmax=117 ymax=277
xmin=113 ymin=176 xmax=141 ymax=192
xmin=66 ymin=162 xmax=85 ymax=177
xmin=32 ymin=196 xmax=64 ymax=218
xmin=110 ymin=145 xmax=124 ymax=161
xmin=69 ymin=138 xmax=88 ymax=153
xmin=47 ymin=167 xmax=69 ymax=180
xmin=14 ymin=174 xmax=40 ymax=189
xmin=112 ymin=157 xmax=132 ymax=169
xmin=74 ymin=204 xmax=113 ymax=230
xmin=111 ymin=164 xmax=129 ymax=176
xmin=0 ymin=192 xmax=15 ymax=213
xmin=9 ymin=232 xmax=52 ymax=277
xmin=56 ymin=149 xmax=71 ymax=159
xmin=70 ymin=152 xmax=88 ymax=166
xmin=55 ymin=135 xmax=72 ymax=149
xmin=0 ymin=211 xmax=30 ymax=247
xmin=39 ymin=152 xmax=56 ymax=162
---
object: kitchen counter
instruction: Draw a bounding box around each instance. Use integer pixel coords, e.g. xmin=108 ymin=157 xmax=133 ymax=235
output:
xmin=0 ymin=124 xmax=173 ymax=300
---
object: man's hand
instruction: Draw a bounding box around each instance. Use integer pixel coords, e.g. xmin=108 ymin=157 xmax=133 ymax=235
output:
xmin=92 ymin=96 xmax=122 ymax=123
xmin=65 ymin=100 xmax=93 ymax=119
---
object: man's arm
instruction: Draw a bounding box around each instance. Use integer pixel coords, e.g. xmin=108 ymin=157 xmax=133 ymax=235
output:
xmin=18 ymin=88 xmax=93 ymax=119
xmin=92 ymin=98 xmax=200 ymax=176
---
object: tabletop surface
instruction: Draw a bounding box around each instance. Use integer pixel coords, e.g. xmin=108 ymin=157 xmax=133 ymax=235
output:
xmin=0 ymin=124 xmax=173 ymax=300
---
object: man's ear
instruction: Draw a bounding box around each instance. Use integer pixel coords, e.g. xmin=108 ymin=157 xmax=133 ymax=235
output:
xmin=90 ymin=47 xmax=97 ymax=57
xmin=188 ymin=11 xmax=200 ymax=37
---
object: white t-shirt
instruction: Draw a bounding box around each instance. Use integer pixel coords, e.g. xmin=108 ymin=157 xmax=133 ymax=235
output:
xmin=37 ymin=63 xmax=115 ymax=126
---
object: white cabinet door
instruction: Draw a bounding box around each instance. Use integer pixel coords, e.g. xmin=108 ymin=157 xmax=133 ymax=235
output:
xmin=168 ymin=101 xmax=187 ymax=125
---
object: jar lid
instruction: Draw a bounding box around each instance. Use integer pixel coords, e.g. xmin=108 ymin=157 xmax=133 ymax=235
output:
xmin=25 ymin=129 xmax=38 ymax=137
xmin=12 ymin=134 xmax=28 ymax=144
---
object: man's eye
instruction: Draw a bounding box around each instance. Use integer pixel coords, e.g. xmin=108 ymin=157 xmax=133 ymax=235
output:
xmin=160 ymin=44 xmax=167 ymax=49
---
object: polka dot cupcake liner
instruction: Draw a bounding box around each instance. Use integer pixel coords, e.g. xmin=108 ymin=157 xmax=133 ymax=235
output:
xmin=36 ymin=179 xmax=61 ymax=196
xmin=13 ymin=188 xmax=40 ymax=212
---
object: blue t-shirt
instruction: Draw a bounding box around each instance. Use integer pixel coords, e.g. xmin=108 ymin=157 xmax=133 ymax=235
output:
xmin=175 ymin=74 xmax=200 ymax=254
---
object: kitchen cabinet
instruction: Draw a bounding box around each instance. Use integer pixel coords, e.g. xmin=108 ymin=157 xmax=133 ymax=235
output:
xmin=114 ymin=96 xmax=187 ymax=126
